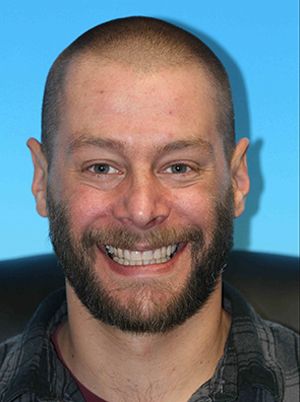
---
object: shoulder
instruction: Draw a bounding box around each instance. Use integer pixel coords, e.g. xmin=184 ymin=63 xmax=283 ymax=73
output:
xmin=253 ymin=316 xmax=299 ymax=401
xmin=0 ymin=290 xmax=68 ymax=401
xmin=258 ymin=319 xmax=299 ymax=371
xmin=0 ymin=334 xmax=23 ymax=369
xmin=0 ymin=335 xmax=23 ymax=399
xmin=224 ymin=283 xmax=299 ymax=401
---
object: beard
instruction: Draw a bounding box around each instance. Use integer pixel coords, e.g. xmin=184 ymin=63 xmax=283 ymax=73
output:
xmin=47 ymin=189 xmax=234 ymax=334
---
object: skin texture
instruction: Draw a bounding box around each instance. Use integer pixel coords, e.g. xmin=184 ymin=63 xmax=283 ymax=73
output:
xmin=28 ymin=58 xmax=249 ymax=401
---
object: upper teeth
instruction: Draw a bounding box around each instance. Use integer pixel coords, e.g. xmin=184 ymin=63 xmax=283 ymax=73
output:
xmin=105 ymin=245 xmax=178 ymax=266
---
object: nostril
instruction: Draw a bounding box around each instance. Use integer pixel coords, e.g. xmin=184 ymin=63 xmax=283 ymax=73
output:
xmin=112 ymin=177 xmax=171 ymax=229
xmin=121 ymin=213 xmax=168 ymax=230
xmin=113 ymin=202 xmax=170 ymax=230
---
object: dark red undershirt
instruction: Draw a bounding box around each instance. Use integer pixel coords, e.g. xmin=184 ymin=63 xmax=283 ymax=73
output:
xmin=51 ymin=325 xmax=108 ymax=402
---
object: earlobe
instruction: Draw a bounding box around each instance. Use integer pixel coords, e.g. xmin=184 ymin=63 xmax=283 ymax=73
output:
xmin=27 ymin=138 xmax=48 ymax=217
xmin=231 ymin=138 xmax=250 ymax=217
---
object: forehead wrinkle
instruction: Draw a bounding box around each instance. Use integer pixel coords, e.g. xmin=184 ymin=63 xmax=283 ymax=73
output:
xmin=67 ymin=134 xmax=126 ymax=155
xmin=66 ymin=133 xmax=215 ymax=161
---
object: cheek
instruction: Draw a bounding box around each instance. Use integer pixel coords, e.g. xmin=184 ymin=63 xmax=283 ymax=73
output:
xmin=65 ymin=187 xmax=114 ymax=233
xmin=170 ymin=187 xmax=217 ymax=232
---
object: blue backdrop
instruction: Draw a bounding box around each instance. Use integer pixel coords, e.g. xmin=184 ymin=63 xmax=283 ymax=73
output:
xmin=1 ymin=0 xmax=299 ymax=259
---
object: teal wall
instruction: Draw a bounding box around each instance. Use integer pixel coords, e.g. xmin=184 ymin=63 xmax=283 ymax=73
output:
xmin=1 ymin=0 xmax=298 ymax=259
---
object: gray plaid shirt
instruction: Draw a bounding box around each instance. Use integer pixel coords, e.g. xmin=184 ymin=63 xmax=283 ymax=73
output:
xmin=0 ymin=283 xmax=299 ymax=402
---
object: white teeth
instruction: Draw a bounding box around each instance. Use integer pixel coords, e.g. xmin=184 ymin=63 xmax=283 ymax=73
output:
xmin=131 ymin=251 xmax=142 ymax=261
xmin=153 ymin=248 xmax=161 ymax=259
xmin=117 ymin=248 xmax=123 ymax=258
xmin=142 ymin=250 xmax=153 ymax=260
xmin=105 ymin=244 xmax=178 ymax=266
xmin=124 ymin=250 xmax=131 ymax=260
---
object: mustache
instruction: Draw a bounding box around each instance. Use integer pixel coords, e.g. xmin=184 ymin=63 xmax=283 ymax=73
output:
xmin=82 ymin=226 xmax=204 ymax=250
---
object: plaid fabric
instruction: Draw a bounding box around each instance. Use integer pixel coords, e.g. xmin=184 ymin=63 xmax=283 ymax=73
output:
xmin=0 ymin=283 xmax=299 ymax=402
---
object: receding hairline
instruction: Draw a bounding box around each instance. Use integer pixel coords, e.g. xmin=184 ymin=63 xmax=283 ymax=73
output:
xmin=52 ymin=22 xmax=225 ymax=93
xmin=63 ymin=49 xmax=219 ymax=97
xmin=42 ymin=16 xmax=235 ymax=161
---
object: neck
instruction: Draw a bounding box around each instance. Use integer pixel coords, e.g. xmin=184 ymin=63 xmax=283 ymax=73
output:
xmin=58 ymin=281 xmax=230 ymax=402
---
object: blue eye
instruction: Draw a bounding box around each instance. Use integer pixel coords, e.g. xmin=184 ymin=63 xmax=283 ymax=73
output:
xmin=166 ymin=164 xmax=191 ymax=174
xmin=89 ymin=164 xmax=119 ymax=174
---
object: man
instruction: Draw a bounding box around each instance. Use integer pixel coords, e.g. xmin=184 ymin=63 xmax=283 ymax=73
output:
xmin=0 ymin=16 xmax=298 ymax=402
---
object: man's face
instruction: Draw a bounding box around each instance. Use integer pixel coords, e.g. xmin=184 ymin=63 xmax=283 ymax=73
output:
xmin=30 ymin=58 xmax=249 ymax=333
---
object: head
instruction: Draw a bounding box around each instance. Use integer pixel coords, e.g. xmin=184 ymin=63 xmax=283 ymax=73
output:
xmin=28 ymin=16 xmax=249 ymax=334
xmin=41 ymin=16 xmax=235 ymax=163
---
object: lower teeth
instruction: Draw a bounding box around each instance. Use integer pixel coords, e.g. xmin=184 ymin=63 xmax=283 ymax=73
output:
xmin=112 ymin=256 xmax=170 ymax=266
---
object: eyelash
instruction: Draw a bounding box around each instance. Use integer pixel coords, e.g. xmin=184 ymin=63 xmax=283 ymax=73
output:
xmin=84 ymin=161 xmax=202 ymax=184
xmin=164 ymin=163 xmax=192 ymax=174
xmin=87 ymin=163 xmax=120 ymax=175
xmin=87 ymin=163 xmax=194 ymax=174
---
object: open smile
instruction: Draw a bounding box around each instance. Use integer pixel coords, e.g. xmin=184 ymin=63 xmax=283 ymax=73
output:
xmin=104 ymin=244 xmax=179 ymax=266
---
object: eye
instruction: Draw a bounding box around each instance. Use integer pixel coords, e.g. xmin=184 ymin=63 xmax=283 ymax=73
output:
xmin=165 ymin=163 xmax=192 ymax=174
xmin=88 ymin=163 xmax=119 ymax=175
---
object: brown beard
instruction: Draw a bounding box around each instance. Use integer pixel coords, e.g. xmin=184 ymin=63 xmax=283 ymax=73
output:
xmin=47 ymin=189 xmax=234 ymax=334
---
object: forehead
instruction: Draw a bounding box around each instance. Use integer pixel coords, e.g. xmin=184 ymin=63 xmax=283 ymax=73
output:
xmin=57 ymin=56 xmax=221 ymax=153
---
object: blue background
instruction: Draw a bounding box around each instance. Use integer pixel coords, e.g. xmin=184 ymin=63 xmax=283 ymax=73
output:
xmin=1 ymin=0 xmax=299 ymax=259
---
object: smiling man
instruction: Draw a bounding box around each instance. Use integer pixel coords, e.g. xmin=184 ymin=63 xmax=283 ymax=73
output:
xmin=0 ymin=16 xmax=299 ymax=402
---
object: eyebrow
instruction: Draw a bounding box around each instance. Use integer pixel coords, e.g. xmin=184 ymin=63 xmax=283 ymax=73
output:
xmin=68 ymin=135 xmax=126 ymax=154
xmin=159 ymin=139 xmax=214 ymax=155
xmin=67 ymin=134 xmax=214 ymax=156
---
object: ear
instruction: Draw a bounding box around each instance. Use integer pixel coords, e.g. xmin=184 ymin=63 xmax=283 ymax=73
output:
xmin=27 ymin=138 xmax=48 ymax=217
xmin=231 ymin=138 xmax=250 ymax=217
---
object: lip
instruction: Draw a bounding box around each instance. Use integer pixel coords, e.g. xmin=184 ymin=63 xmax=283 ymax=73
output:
xmin=97 ymin=243 xmax=187 ymax=277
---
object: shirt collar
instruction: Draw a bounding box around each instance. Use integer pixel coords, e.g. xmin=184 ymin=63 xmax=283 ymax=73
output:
xmin=4 ymin=288 xmax=79 ymax=401
xmin=211 ymin=283 xmax=282 ymax=401
xmin=5 ymin=284 xmax=283 ymax=402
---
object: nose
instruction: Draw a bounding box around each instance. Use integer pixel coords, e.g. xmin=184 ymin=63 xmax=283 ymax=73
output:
xmin=112 ymin=174 xmax=170 ymax=230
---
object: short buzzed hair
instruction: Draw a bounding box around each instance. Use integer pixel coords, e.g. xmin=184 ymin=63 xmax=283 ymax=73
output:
xmin=41 ymin=16 xmax=235 ymax=162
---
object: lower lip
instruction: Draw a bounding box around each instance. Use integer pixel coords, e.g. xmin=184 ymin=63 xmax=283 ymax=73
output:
xmin=97 ymin=245 xmax=186 ymax=277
